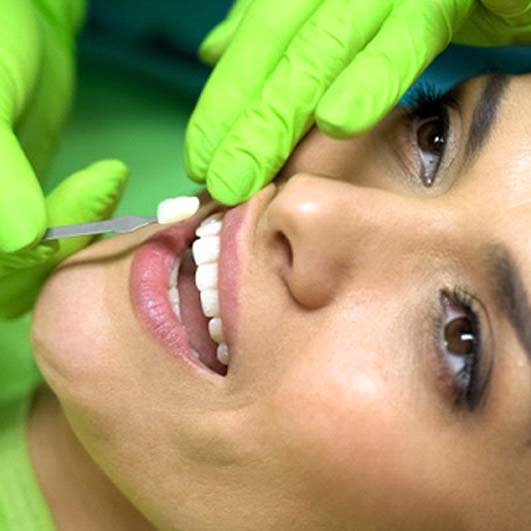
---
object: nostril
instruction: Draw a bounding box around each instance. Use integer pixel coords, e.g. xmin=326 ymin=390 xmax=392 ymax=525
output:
xmin=274 ymin=232 xmax=293 ymax=269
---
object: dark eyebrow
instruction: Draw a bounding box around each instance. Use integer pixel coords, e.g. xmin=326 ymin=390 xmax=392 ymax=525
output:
xmin=465 ymin=73 xmax=510 ymax=161
xmin=485 ymin=244 xmax=531 ymax=361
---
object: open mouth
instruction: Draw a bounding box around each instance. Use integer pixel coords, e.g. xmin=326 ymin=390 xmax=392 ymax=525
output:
xmin=168 ymin=213 xmax=229 ymax=377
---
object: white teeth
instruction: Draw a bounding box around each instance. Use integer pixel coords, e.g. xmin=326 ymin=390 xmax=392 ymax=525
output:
xmin=169 ymin=285 xmax=180 ymax=306
xmin=187 ymin=213 xmax=230 ymax=363
xmin=195 ymin=263 xmax=218 ymax=291
xmin=168 ymin=261 xmax=181 ymax=318
xmin=216 ymin=343 xmax=229 ymax=366
xmin=169 ymin=259 xmax=180 ymax=288
xmin=192 ymin=236 xmax=220 ymax=266
xmin=208 ymin=317 xmax=224 ymax=344
xmin=195 ymin=213 xmax=223 ymax=238
xmin=200 ymin=289 xmax=219 ymax=317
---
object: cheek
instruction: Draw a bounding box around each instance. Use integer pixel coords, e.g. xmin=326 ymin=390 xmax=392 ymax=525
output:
xmin=31 ymin=249 xmax=128 ymax=407
xmin=264 ymin=342 xmax=463 ymax=529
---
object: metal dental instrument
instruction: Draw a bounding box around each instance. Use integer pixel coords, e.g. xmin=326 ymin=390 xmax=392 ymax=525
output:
xmin=42 ymin=196 xmax=201 ymax=241
xmin=42 ymin=216 xmax=158 ymax=241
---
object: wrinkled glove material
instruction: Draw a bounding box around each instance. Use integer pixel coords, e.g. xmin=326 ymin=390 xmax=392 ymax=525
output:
xmin=185 ymin=0 xmax=531 ymax=206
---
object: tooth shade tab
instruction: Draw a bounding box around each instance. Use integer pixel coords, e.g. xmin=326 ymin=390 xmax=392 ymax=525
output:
xmin=157 ymin=196 xmax=200 ymax=224
xmin=192 ymin=236 xmax=220 ymax=265
xmin=195 ymin=213 xmax=223 ymax=238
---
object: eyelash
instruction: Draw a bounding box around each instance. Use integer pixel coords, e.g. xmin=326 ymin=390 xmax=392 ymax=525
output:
xmin=433 ymin=287 xmax=486 ymax=412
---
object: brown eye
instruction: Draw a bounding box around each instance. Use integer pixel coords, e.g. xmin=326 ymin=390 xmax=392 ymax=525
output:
xmin=417 ymin=117 xmax=446 ymax=155
xmin=444 ymin=316 xmax=475 ymax=355
xmin=415 ymin=115 xmax=448 ymax=187
xmin=438 ymin=291 xmax=483 ymax=410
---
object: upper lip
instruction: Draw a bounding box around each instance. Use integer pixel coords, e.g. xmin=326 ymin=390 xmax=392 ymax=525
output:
xmin=217 ymin=184 xmax=279 ymax=368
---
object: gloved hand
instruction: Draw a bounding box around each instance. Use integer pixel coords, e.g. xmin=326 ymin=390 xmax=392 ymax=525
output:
xmin=185 ymin=0 xmax=531 ymax=206
xmin=0 ymin=0 xmax=86 ymax=253
xmin=0 ymin=160 xmax=128 ymax=319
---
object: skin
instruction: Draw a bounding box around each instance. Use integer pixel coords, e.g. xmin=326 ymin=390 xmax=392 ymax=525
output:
xmin=29 ymin=73 xmax=531 ymax=530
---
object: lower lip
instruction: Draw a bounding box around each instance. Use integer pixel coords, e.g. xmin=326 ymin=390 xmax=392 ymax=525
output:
xmin=129 ymin=214 xmax=217 ymax=376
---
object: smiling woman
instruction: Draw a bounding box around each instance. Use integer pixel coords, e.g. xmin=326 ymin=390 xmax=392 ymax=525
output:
xmin=24 ymin=72 xmax=531 ymax=530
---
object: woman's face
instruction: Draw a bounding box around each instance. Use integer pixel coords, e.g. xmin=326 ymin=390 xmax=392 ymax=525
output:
xmin=32 ymin=73 xmax=531 ymax=531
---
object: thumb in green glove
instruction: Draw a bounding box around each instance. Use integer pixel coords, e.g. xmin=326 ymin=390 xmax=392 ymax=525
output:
xmin=186 ymin=0 xmax=531 ymax=208
xmin=0 ymin=160 xmax=128 ymax=319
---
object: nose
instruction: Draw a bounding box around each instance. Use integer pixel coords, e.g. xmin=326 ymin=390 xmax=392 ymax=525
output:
xmin=266 ymin=174 xmax=456 ymax=308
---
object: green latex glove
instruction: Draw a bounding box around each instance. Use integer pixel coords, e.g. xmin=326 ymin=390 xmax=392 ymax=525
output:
xmin=0 ymin=0 xmax=86 ymax=253
xmin=185 ymin=0 xmax=531 ymax=206
xmin=0 ymin=160 xmax=128 ymax=319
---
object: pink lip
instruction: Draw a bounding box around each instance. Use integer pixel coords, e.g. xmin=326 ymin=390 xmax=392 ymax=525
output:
xmin=130 ymin=185 xmax=278 ymax=377
xmin=129 ymin=208 xmax=218 ymax=376
xmin=216 ymin=205 xmax=246 ymax=353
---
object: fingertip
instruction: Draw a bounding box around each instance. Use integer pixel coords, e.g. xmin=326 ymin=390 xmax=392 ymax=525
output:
xmin=45 ymin=159 xmax=130 ymax=229
xmin=199 ymin=22 xmax=230 ymax=65
xmin=315 ymin=97 xmax=368 ymax=139
xmin=207 ymin=175 xmax=246 ymax=206
xmin=87 ymin=159 xmax=129 ymax=190
xmin=207 ymin=167 xmax=260 ymax=206
xmin=317 ymin=69 xmax=395 ymax=137
xmin=184 ymin=145 xmax=206 ymax=184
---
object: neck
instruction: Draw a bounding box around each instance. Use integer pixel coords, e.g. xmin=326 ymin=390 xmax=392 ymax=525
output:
xmin=27 ymin=384 xmax=154 ymax=531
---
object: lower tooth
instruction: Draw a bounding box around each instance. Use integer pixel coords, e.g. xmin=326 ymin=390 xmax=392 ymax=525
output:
xmin=200 ymin=289 xmax=219 ymax=317
xmin=168 ymin=286 xmax=180 ymax=318
xmin=169 ymin=259 xmax=180 ymax=288
xmin=208 ymin=317 xmax=224 ymax=343
xmin=216 ymin=343 xmax=229 ymax=366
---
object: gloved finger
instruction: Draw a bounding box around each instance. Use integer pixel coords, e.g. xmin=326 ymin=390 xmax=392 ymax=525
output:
xmin=0 ymin=125 xmax=47 ymax=253
xmin=316 ymin=0 xmax=474 ymax=137
xmin=0 ymin=269 xmax=47 ymax=319
xmin=0 ymin=241 xmax=58 ymax=275
xmin=199 ymin=0 xmax=254 ymax=66
xmin=0 ymin=1 xmax=45 ymax=253
xmin=185 ymin=0 xmax=323 ymax=184
xmin=205 ymin=0 xmax=389 ymax=205
xmin=481 ymin=0 xmax=531 ymax=17
xmin=0 ymin=159 xmax=128 ymax=320
xmin=15 ymin=18 xmax=75 ymax=177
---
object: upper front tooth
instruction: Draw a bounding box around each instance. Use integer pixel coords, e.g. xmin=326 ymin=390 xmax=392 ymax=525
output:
xmin=192 ymin=236 xmax=220 ymax=265
xmin=195 ymin=213 xmax=223 ymax=238
xmin=195 ymin=263 xmax=218 ymax=291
